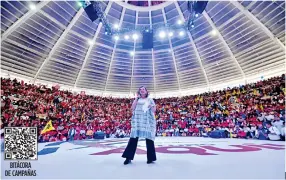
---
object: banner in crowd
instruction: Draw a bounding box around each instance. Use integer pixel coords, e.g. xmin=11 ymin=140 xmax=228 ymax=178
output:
xmin=41 ymin=120 xmax=55 ymax=135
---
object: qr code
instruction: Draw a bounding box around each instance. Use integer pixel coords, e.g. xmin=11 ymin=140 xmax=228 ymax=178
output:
xmin=4 ymin=127 xmax=38 ymax=160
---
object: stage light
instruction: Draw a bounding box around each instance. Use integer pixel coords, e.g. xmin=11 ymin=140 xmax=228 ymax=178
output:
xmin=29 ymin=4 xmax=36 ymax=10
xmin=88 ymin=40 xmax=94 ymax=45
xmin=177 ymin=19 xmax=183 ymax=25
xmin=211 ymin=29 xmax=217 ymax=36
xmin=145 ymin=29 xmax=149 ymax=32
xmin=124 ymin=35 xmax=129 ymax=40
xmin=114 ymin=35 xmax=119 ymax=41
xmin=168 ymin=32 xmax=174 ymax=37
xmin=195 ymin=13 xmax=199 ymax=17
xmin=77 ymin=2 xmax=83 ymax=7
xmin=130 ymin=51 xmax=135 ymax=56
xmin=132 ymin=33 xmax=138 ymax=40
xmin=114 ymin=24 xmax=120 ymax=29
xmin=179 ymin=31 xmax=185 ymax=36
xmin=159 ymin=31 xmax=166 ymax=38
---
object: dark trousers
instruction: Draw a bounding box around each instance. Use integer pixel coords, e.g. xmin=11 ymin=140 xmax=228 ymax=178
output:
xmin=122 ymin=137 xmax=156 ymax=161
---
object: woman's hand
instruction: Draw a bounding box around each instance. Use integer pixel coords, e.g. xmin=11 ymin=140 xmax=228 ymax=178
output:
xmin=135 ymin=92 xmax=140 ymax=100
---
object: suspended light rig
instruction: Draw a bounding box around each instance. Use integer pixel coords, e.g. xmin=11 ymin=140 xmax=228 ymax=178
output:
xmin=82 ymin=1 xmax=208 ymax=39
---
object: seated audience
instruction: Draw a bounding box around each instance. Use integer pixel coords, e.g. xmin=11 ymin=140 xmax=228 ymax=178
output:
xmin=0 ymin=74 xmax=284 ymax=142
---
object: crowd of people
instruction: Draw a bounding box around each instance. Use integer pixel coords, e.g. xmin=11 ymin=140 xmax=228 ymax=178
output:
xmin=1 ymin=74 xmax=285 ymax=142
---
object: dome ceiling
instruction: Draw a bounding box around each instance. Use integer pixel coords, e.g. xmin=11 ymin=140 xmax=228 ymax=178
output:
xmin=1 ymin=1 xmax=285 ymax=96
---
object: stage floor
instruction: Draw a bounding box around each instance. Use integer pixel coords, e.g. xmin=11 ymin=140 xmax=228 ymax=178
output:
xmin=1 ymin=137 xmax=285 ymax=179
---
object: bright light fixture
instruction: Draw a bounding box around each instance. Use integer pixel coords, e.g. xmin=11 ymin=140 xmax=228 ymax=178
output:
xmin=124 ymin=35 xmax=129 ymax=40
xmin=77 ymin=2 xmax=83 ymax=7
xmin=211 ymin=29 xmax=217 ymax=36
xmin=114 ymin=24 xmax=120 ymax=29
xmin=114 ymin=35 xmax=119 ymax=41
xmin=177 ymin=19 xmax=183 ymax=25
xmin=132 ymin=34 xmax=138 ymax=40
xmin=179 ymin=31 xmax=185 ymax=36
xmin=159 ymin=31 xmax=166 ymax=38
xmin=195 ymin=13 xmax=199 ymax=17
xmin=130 ymin=51 xmax=135 ymax=56
xmin=168 ymin=32 xmax=174 ymax=37
xmin=88 ymin=40 xmax=94 ymax=45
xmin=29 ymin=4 xmax=36 ymax=10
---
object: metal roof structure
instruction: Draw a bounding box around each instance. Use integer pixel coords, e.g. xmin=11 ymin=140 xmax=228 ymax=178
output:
xmin=1 ymin=1 xmax=285 ymax=97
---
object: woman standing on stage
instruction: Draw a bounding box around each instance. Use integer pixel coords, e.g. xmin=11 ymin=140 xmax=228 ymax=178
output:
xmin=122 ymin=86 xmax=157 ymax=165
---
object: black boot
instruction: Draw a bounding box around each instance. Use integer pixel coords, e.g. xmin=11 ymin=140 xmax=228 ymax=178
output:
xmin=147 ymin=160 xmax=154 ymax=164
xmin=124 ymin=159 xmax=131 ymax=165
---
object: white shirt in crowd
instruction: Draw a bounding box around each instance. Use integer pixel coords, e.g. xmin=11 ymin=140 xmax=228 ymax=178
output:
xmin=119 ymin=130 xmax=125 ymax=136
xmin=243 ymin=127 xmax=250 ymax=133
xmin=169 ymin=129 xmax=174 ymax=133
xmin=224 ymin=127 xmax=230 ymax=132
xmin=273 ymin=120 xmax=283 ymax=134
xmin=268 ymin=126 xmax=281 ymax=141
xmin=80 ymin=129 xmax=86 ymax=135
xmin=69 ymin=129 xmax=75 ymax=136
xmin=281 ymin=127 xmax=285 ymax=137
xmin=250 ymin=126 xmax=257 ymax=132
xmin=265 ymin=114 xmax=274 ymax=121
xmin=257 ymin=115 xmax=264 ymax=121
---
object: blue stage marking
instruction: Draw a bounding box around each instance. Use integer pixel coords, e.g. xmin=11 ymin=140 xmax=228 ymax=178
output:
xmin=45 ymin=141 xmax=66 ymax=147
xmin=38 ymin=147 xmax=59 ymax=155
xmin=68 ymin=146 xmax=90 ymax=150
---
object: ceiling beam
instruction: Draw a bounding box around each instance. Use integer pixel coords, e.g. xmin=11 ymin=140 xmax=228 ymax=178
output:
xmin=33 ymin=8 xmax=84 ymax=81
xmin=149 ymin=8 xmax=156 ymax=95
xmin=202 ymin=11 xmax=246 ymax=80
xmin=74 ymin=2 xmax=112 ymax=88
xmin=104 ymin=4 xmax=126 ymax=93
xmin=162 ymin=8 xmax=181 ymax=92
xmin=174 ymin=2 xmax=209 ymax=89
xmin=38 ymin=10 xmax=66 ymax=29
xmin=231 ymin=1 xmax=285 ymax=52
xmin=1 ymin=1 xmax=49 ymax=42
xmin=246 ymin=1 xmax=257 ymax=9
xmin=129 ymin=11 xmax=138 ymax=95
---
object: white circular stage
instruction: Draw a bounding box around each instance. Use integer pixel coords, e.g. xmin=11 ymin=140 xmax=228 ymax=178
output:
xmin=1 ymin=137 xmax=285 ymax=179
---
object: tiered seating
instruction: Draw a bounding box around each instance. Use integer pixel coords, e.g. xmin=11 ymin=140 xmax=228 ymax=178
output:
xmin=1 ymin=74 xmax=284 ymax=142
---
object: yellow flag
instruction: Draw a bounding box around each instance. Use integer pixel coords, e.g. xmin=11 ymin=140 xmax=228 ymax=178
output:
xmin=253 ymin=89 xmax=258 ymax=96
xmin=196 ymin=96 xmax=199 ymax=102
xmin=260 ymin=104 xmax=264 ymax=111
xmin=41 ymin=120 xmax=55 ymax=134
xmin=232 ymin=90 xmax=236 ymax=95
